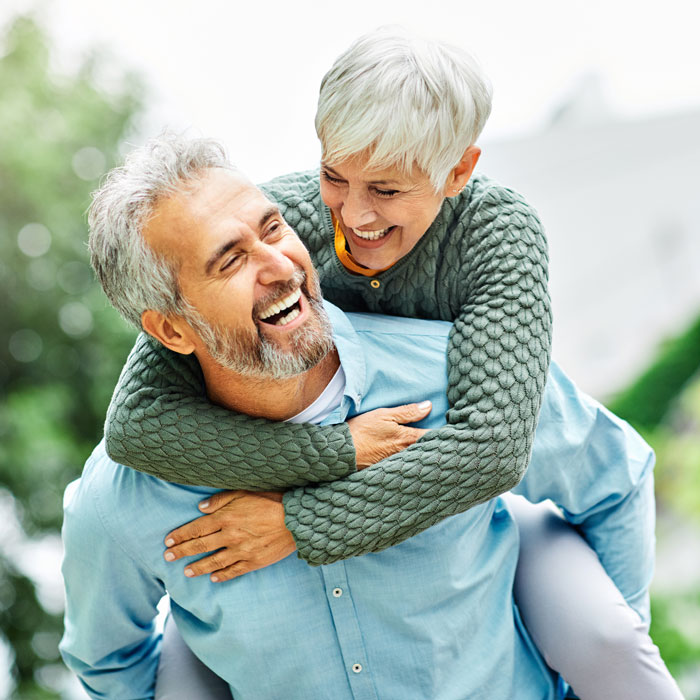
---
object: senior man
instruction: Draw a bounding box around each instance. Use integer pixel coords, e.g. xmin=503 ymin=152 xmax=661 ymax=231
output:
xmin=61 ymin=136 xmax=661 ymax=700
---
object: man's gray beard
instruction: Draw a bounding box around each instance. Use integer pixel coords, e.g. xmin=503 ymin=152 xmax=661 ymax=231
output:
xmin=184 ymin=271 xmax=334 ymax=379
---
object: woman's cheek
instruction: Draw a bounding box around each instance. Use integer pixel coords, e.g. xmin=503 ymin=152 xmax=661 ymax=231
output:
xmin=319 ymin=182 xmax=337 ymax=211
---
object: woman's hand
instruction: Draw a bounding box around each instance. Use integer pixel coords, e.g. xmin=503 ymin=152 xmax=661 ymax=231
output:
xmin=347 ymin=401 xmax=432 ymax=469
xmin=163 ymin=490 xmax=296 ymax=582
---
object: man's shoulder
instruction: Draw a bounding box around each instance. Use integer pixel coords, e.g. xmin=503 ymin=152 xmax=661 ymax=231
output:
xmin=326 ymin=302 xmax=452 ymax=344
xmin=325 ymin=303 xmax=451 ymax=400
xmin=538 ymin=362 xmax=655 ymax=472
xmin=347 ymin=310 xmax=452 ymax=340
xmin=64 ymin=442 xmax=202 ymax=546
xmin=63 ymin=442 xmax=123 ymax=553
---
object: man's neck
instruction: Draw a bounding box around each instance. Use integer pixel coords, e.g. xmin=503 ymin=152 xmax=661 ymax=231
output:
xmin=201 ymin=349 xmax=341 ymax=421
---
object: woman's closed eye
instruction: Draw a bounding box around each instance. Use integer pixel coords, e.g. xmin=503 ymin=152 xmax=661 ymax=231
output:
xmin=371 ymin=186 xmax=399 ymax=198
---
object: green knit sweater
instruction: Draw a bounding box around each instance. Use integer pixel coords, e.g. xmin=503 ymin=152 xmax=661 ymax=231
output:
xmin=105 ymin=170 xmax=552 ymax=565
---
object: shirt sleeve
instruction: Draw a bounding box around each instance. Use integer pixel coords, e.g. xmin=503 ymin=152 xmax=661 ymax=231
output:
xmin=104 ymin=333 xmax=357 ymax=488
xmin=283 ymin=190 xmax=553 ymax=565
xmin=60 ymin=476 xmax=165 ymax=699
xmin=511 ymin=362 xmax=656 ymax=624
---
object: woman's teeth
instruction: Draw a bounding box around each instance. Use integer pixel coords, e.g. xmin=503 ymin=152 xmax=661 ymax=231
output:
xmin=352 ymin=227 xmax=390 ymax=241
xmin=258 ymin=288 xmax=302 ymax=324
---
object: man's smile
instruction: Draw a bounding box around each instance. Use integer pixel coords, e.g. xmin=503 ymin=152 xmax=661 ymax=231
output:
xmin=258 ymin=288 xmax=303 ymax=327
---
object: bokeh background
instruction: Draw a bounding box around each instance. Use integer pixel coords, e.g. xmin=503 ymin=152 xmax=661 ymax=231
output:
xmin=0 ymin=1 xmax=699 ymax=697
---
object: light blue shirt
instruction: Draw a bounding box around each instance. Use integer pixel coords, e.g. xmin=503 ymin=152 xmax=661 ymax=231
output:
xmin=60 ymin=303 xmax=655 ymax=700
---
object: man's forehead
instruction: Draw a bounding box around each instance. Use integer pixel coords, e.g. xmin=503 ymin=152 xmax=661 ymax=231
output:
xmin=144 ymin=168 xmax=269 ymax=251
xmin=182 ymin=168 xmax=265 ymax=219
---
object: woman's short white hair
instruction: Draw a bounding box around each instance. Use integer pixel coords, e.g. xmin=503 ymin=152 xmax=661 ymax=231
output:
xmin=315 ymin=27 xmax=492 ymax=190
xmin=88 ymin=134 xmax=234 ymax=329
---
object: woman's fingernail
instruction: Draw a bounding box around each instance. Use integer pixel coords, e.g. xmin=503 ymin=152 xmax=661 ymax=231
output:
xmin=165 ymin=538 xmax=175 ymax=547
xmin=418 ymin=401 xmax=431 ymax=410
xmin=199 ymin=500 xmax=209 ymax=510
xmin=184 ymin=568 xmax=194 ymax=577
xmin=164 ymin=552 xmax=175 ymax=561
xmin=211 ymin=575 xmax=219 ymax=583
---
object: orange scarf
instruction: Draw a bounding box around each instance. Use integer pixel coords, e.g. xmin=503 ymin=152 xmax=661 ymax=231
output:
xmin=333 ymin=217 xmax=393 ymax=276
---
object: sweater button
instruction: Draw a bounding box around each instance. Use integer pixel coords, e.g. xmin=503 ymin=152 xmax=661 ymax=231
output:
xmin=352 ymin=663 xmax=363 ymax=673
xmin=370 ymin=279 xmax=380 ymax=289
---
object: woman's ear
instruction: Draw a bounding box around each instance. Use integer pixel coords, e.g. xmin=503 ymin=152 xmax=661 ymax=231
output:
xmin=141 ymin=310 xmax=196 ymax=355
xmin=445 ymin=146 xmax=481 ymax=197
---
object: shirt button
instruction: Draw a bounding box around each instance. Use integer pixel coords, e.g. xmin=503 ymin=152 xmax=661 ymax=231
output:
xmin=332 ymin=587 xmax=343 ymax=597
xmin=352 ymin=663 xmax=363 ymax=673
xmin=370 ymin=279 xmax=380 ymax=289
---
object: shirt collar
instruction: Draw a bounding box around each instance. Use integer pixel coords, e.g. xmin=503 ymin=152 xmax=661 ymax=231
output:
xmin=323 ymin=300 xmax=365 ymax=415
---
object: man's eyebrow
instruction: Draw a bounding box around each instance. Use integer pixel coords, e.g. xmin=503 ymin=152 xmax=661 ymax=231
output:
xmin=259 ymin=205 xmax=281 ymax=229
xmin=205 ymin=238 xmax=241 ymax=275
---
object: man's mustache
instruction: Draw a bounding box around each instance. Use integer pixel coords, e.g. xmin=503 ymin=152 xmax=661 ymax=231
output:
xmin=252 ymin=268 xmax=320 ymax=321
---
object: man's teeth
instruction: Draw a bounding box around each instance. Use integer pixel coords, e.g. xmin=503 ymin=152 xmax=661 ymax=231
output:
xmin=275 ymin=308 xmax=300 ymax=326
xmin=352 ymin=227 xmax=390 ymax=241
xmin=258 ymin=288 xmax=302 ymax=321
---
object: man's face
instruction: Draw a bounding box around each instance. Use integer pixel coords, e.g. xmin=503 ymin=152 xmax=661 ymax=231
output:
xmin=143 ymin=168 xmax=333 ymax=378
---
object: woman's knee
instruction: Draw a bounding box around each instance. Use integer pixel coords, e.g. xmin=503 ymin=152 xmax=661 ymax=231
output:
xmin=573 ymin=601 xmax=648 ymax=668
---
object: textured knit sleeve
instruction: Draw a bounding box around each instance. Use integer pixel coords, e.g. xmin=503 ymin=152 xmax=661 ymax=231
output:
xmin=283 ymin=189 xmax=552 ymax=565
xmin=104 ymin=334 xmax=356 ymax=489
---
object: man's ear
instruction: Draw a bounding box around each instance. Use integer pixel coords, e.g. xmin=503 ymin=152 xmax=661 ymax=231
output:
xmin=141 ymin=310 xmax=196 ymax=355
xmin=444 ymin=146 xmax=481 ymax=198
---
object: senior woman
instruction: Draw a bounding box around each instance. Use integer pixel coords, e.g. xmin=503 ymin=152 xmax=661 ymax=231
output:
xmin=102 ymin=28 xmax=680 ymax=700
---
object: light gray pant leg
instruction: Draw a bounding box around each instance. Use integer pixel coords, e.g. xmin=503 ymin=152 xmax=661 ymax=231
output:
xmin=156 ymin=613 xmax=233 ymax=700
xmin=506 ymin=494 xmax=683 ymax=700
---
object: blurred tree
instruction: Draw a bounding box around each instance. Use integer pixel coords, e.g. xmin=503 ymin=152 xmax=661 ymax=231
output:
xmin=608 ymin=315 xmax=700 ymax=433
xmin=0 ymin=14 xmax=142 ymax=698
xmin=607 ymin=316 xmax=700 ymax=696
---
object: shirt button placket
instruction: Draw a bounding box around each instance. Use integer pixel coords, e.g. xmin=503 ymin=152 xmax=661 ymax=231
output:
xmin=321 ymin=563 xmax=378 ymax=699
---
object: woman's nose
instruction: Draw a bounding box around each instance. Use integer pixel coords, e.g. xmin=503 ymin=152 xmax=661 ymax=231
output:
xmin=341 ymin=189 xmax=376 ymax=230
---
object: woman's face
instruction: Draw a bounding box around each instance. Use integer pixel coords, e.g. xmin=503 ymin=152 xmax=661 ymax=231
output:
xmin=319 ymin=153 xmax=448 ymax=270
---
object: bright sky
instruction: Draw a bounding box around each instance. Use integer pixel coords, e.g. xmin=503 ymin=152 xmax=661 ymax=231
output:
xmin=2 ymin=0 xmax=699 ymax=182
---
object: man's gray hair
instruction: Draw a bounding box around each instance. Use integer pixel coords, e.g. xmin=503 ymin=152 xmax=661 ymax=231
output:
xmin=88 ymin=134 xmax=234 ymax=329
xmin=315 ymin=27 xmax=493 ymax=190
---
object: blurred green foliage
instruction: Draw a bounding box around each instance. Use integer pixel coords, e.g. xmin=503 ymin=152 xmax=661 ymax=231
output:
xmin=607 ymin=320 xmax=700 ymax=695
xmin=0 ymin=14 xmax=141 ymax=697
xmin=608 ymin=315 xmax=700 ymax=433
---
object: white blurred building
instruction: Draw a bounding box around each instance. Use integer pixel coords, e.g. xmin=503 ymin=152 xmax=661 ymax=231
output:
xmin=479 ymin=85 xmax=700 ymax=400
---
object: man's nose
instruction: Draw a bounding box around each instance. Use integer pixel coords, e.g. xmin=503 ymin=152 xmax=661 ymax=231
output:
xmin=341 ymin=188 xmax=376 ymax=229
xmin=257 ymin=243 xmax=296 ymax=286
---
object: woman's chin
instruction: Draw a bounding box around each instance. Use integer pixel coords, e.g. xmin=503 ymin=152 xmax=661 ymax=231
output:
xmin=352 ymin=248 xmax=399 ymax=269
xmin=347 ymin=229 xmax=401 ymax=268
